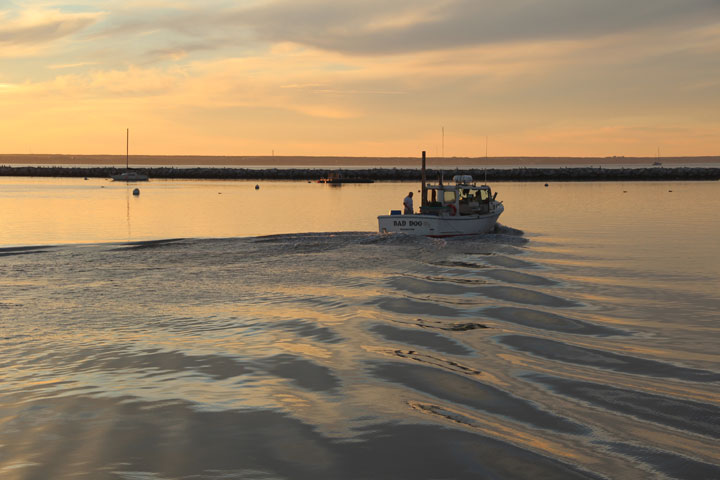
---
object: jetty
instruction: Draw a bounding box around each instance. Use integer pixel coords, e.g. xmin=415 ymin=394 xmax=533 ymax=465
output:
xmin=0 ymin=165 xmax=719 ymax=182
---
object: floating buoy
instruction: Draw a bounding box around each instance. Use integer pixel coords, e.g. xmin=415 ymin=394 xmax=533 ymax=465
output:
xmin=255 ymin=184 xmax=260 ymax=190
xmin=544 ymin=183 xmax=549 ymax=187
xmin=84 ymin=177 xmax=88 ymax=180
xmin=133 ymin=188 xmax=140 ymax=196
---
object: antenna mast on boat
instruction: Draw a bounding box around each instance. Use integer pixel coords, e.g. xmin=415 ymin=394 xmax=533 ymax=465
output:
xmin=421 ymin=151 xmax=427 ymax=207
xmin=442 ymin=127 xmax=445 ymax=158
xmin=126 ymin=128 xmax=129 ymax=170
xmin=484 ymin=136 xmax=488 ymax=185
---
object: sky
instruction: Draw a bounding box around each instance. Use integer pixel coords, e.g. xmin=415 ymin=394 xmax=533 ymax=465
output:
xmin=0 ymin=0 xmax=718 ymax=157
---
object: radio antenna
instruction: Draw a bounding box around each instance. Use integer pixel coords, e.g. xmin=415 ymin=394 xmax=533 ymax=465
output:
xmin=484 ymin=136 xmax=488 ymax=184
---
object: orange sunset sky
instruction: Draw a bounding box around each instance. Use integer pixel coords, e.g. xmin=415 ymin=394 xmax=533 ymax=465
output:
xmin=1 ymin=1 xmax=718 ymax=158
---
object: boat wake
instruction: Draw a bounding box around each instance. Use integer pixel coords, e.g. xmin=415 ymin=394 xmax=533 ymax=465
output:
xmin=1 ymin=223 xmax=718 ymax=480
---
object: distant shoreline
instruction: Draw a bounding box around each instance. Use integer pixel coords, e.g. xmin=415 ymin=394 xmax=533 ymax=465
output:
xmin=1 ymin=153 xmax=719 ymax=167
xmin=1 ymin=165 xmax=719 ymax=182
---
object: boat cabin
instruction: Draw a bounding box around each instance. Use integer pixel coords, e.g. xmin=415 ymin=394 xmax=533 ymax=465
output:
xmin=420 ymin=175 xmax=497 ymax=216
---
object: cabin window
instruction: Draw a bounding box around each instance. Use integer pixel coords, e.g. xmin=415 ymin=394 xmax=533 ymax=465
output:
xmin=443 ymin=190 xmax=456 ymax=204
xmin=479 ymin=189 xmax=489 ymax=201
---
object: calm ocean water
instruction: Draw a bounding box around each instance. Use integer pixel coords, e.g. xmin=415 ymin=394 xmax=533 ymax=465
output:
xmin=1 ymin=178 xmax=719 ymax=479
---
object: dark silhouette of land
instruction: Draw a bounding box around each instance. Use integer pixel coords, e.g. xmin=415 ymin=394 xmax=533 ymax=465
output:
xmin=1 ymin=154 xmax=718 ymax=167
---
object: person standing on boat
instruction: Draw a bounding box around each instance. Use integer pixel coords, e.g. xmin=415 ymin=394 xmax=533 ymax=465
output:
xmin=403 ymin=191 xmax=414 ymax=214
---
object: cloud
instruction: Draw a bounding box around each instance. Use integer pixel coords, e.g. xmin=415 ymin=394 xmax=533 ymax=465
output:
xmin=0 ymin=8 xmax=100 ymax=46
xmin=50 ymin=0 xmax=718 ymax=72
xmin=236 ymin=0 xmax=720 ymax=54
xmin=46 ymin=65 xmax=187 ymax=97
xmin=5 ymin=46 xmax=364 ymax=118
xmin=143 ymin=43 xmax=215 ymax=63
xmin=0 ymin=7 xmax=101 ymax=59
xmin=68 ymin=0 xmax=720 ymax=72
xmin=48 ymin=61 xmax=98 ymax=69
xmin=1 ymin=1 xmax=718 ymax=156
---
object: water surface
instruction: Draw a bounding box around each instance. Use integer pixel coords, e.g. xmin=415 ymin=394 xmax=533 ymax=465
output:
xmin=1 ymin=178 xmax=718 ymax=479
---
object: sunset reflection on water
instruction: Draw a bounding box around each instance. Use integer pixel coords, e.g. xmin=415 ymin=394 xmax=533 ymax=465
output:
xmin=1 ymin=176 xmax=719 ymax=479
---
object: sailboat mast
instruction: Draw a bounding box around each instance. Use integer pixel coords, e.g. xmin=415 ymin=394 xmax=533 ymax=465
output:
xmin=126 ymin=128 xmax=129 ymax=169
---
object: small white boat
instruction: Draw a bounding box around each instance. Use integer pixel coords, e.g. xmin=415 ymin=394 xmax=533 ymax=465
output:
xmin=112 ymin=128 xmax=148 ymax=182
xmin=112 ymin=170 xmax=148 ymax=182
xmin=378 ymin=154 xmax=503 ymax=237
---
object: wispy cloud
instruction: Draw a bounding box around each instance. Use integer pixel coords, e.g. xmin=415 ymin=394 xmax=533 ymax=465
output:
xmin=21 ymin=1 xmax=718 ymax=67
xmin=48 ymin=61 xmax=97 ymax=69
xmin=235 ymin=0 xmax=720 ymax=54
xmin=0 ymin=7 xmax=101 ymax=59
xmin=0 ymin=8 xmax=100 ymax=45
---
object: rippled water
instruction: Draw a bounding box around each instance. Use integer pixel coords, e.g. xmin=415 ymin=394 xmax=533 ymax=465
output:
xmin=1 ymin=179 xmax=719 ymax=479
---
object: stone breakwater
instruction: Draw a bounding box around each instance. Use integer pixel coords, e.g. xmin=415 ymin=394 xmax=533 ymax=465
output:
xmin=1 ymin=165 xmax=719 ymax=181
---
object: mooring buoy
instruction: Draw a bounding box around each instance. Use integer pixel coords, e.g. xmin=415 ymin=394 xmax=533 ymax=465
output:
xmin=133 ymin=188 xmax=140 ymax=196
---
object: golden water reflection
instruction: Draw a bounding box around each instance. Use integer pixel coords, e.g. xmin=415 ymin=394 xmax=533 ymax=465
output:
xmin=0 ymin=177 xmax=403 ymax=246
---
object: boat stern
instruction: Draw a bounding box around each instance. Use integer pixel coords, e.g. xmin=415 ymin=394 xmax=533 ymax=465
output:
xmin=378 ymin=214 xmax=436 ymax=235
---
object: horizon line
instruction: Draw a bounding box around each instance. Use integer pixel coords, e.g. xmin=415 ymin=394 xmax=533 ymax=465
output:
xmin=1 ymin=153 xmax=718 ymax=160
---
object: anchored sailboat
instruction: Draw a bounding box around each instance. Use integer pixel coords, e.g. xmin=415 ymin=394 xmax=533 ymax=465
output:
xmin=112 ymin=128 xmax=148 ymax=182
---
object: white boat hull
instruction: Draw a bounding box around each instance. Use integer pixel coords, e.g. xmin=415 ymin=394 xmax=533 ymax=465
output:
xmin=378 ymin=204 xmax=503 ymax=237
xmin=112 ymin=172 xmax=148 ymax=182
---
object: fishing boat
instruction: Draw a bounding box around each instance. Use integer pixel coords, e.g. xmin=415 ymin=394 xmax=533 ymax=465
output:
xmin=112 ymin=128 xmax=148 ymax=182
xmin=378 ymin=152 xmax=503 ymax=237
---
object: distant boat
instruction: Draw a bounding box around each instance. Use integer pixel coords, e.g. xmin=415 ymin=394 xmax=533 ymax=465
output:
xmin=653 ymin=147 xmax=662 ymax=166
xmin=113 ymin=170 xmax=148 ymax=181
xmin=317 ymin=171 xmax=373 ymax=184
xmin=112 ymin=128 xmax=148 ymax=182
